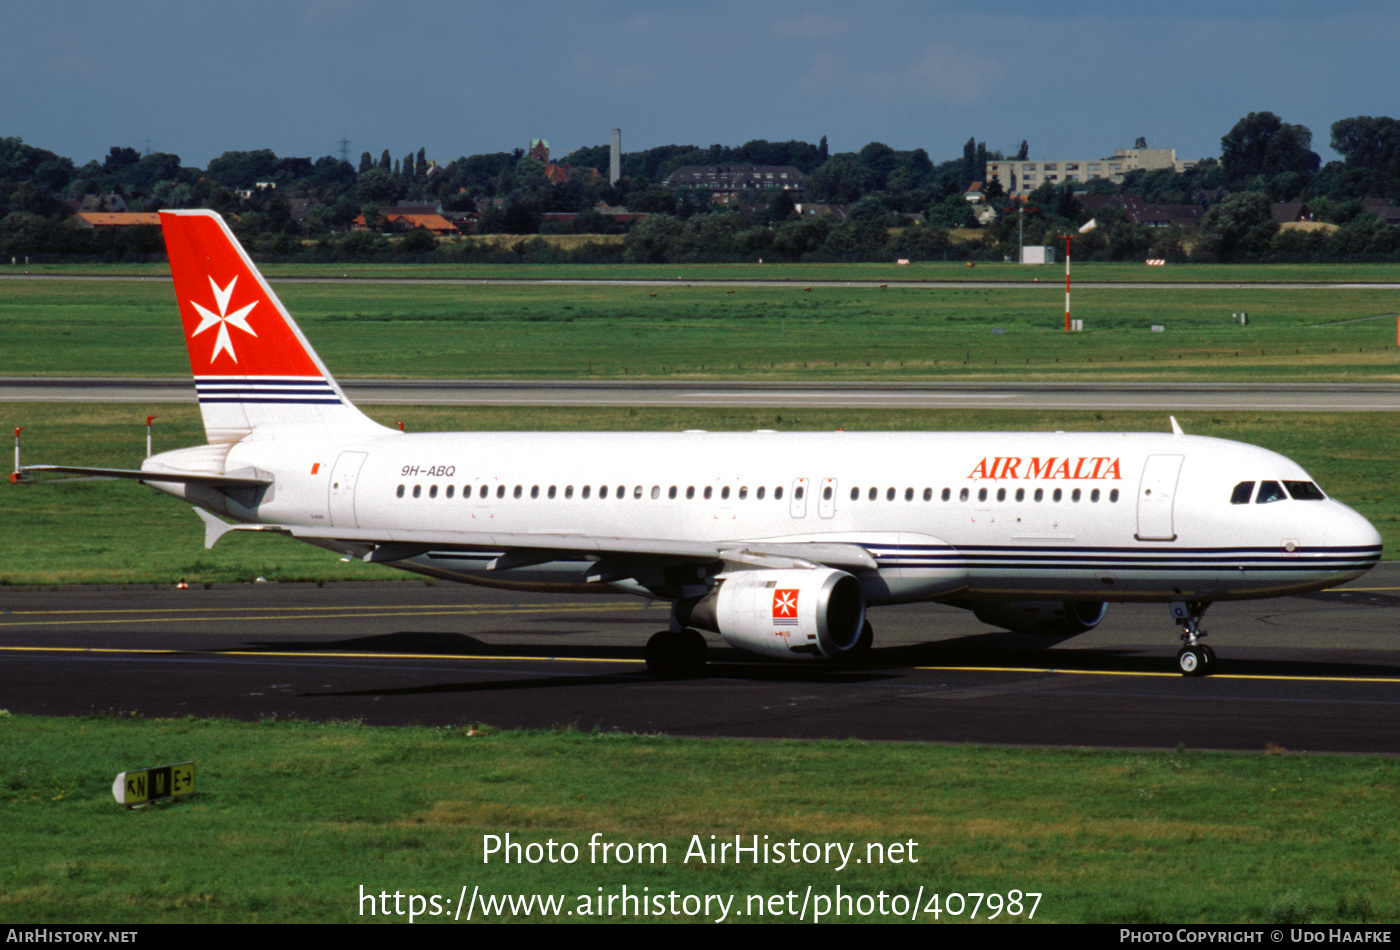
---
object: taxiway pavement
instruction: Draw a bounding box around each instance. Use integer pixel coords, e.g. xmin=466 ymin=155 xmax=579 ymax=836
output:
xmin=3 ymin=564 xmax=1397 ymax=752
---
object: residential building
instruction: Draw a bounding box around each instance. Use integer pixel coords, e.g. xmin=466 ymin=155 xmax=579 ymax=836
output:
xmin=662 ymin=165 xmax=805 ymax=203
xmin=986 ymin=148 xmax=1200 ymax=196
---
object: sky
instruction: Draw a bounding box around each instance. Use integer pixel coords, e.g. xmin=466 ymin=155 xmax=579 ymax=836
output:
xmin=7 ymin=1 xmax=1398 ymax=172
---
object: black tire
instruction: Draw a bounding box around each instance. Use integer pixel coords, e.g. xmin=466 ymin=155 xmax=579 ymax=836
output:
xmin=1177 ymin=646 xmax=1206 ymax=677
xmin=646 ymin=630 xmax=708 ymax=678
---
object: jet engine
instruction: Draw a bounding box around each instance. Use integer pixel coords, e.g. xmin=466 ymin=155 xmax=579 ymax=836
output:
xmin=678 ymin=568 xmax=866 ymax=660
xmin=970 ymin=600 xmax=1108 ymax=637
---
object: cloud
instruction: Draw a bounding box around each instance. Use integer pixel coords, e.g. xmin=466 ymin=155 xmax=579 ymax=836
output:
xmin=862 ymin=42 xmax=1002 ymax=104
xmin=770 ymin=13 xmax=849 ymax=42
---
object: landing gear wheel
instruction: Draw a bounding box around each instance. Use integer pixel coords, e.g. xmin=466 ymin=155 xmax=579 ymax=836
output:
xmin=1170 ymin=600 xmax=1214 ymax=677
xmin=645 ymin=629 xmax=708 ymax=678
xmin=1176 ymin=645 xmax=1207 ymax=677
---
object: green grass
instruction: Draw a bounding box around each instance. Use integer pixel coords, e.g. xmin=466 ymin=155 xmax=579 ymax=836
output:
xmin=4 ymin=404 xmax=1396 ymax=585
xmin=2 ymin=273 xmax=1399 ymax=380
xmin=1 ymin=715 xmax=1395 ymax=923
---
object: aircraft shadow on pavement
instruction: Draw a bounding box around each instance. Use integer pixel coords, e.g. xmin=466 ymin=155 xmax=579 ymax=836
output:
xmin=238 ymin=628 xmax=1400 ymax=688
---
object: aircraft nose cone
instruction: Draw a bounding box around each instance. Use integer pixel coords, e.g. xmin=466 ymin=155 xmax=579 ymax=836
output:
xmin=1325 ymin=505 xmax=1382 ymax=574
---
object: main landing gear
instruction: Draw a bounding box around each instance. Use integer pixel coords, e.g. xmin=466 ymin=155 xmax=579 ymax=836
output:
xmin=645 ymin=628 xmax=708 ymax=678
xmin=1170 ymin=601 xmax=1216 ymax=677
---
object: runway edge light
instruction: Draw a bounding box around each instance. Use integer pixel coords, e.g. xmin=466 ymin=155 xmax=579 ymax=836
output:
xmin=112 ymin=761 xmax=195 ymax=808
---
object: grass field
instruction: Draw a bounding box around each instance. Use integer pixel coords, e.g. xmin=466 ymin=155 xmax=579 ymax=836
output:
xmin=2 ymin=716 xmax=1396 ymax=924
xmin=5 ymin=404 xmax=1397 ymax=585
xmin=2 ymin=272 xmax=1399 ymax=381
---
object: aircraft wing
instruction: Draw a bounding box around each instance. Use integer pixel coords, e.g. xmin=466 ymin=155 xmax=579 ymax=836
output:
xmin=191 ymin=509 xmax=879 ymax=572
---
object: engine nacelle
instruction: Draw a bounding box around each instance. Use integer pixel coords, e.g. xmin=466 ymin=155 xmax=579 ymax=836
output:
xmin=680 ymin=568 xmax=866 ymax=660
xmin=970 ymin=600 xmax=1108 ymax=637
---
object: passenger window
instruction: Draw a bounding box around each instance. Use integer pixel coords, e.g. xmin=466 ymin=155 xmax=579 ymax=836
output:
xmin=530 ymin=485 xmax=539 ymax=499
xmin=668 ymin=486 xmax=677 ymax=499
xmin=446 ymin=485 xmax=454 ymax=499
xmin=651 ymin=486 xmax=660 ymax=500
xmin=396 ymin=484 xmax=404 ymax=498
xmin=959 ymin=487 xmax=969 ymax=502
xmin=1284 ymin=480 xmax=1326 ymax=501
xmin=686 ymin=486 xmax=695 ymax=499
xmin=429 ymin=485 xmax=438 ymax=498
xmin=742 ymin=486 xmax=751 ymax=500
xmin=633 ymin=485 xmax=643 ymax=499
xmin=1110 ymin=489 xmax=1119 ymax=502
xmin=600 ymin=485 xmax=609 ymax=499
xmin=1015 ymin=488 xmax=1025 ymax=502
xmin=582 ymin=486 xmax=591 ymax=499
xmin=869 ymin=487 xmax=878 ymax=501
xmin=547 ymin=485 xmax=556 ymax=499
xmin=887 ymin=487 xmax=896 ymax=501
xmin=1071 ymin=488 xmax=1081 ymax=502
xmin=703 ymin=486 xmax=712 ymax=499
xmin=617 ymin=485 xmax=624 ymax=498
xmin=1090 ymin=488 xmax=1100 ymax=502
xmin=775 ymin=486 xmax=784 ymax=500
xmin=941 ymin=488 xmax=951 ymax=502
xmin=923 ymin=488 xmax=933 ymax=501
xmin=1053 ymin=488 xmax=1062 ymax=502
xmin=977 ymin=487 xmax=987 ymax=502
xmin=496 ymin=485 xmax=506 ymax=499
xmin=757 ymin=486 xmax=765 ymax=500
xmin=413 ymin=485 xmax=421 ymax=498
xmin=1230 ymin=481 xmax=1255 ymax=505
xmin=795 ymin=486 xmax=805 ymax=500
xmin=850 ymin=487 xmax=860 ymax=501
xmin=904 ymin=488 xmax=913 ymax=501
xmin=463 ymin=485 xmax=472 ymax=499
xmin=996 ymin=487 xmax=1006 ymax=502
xmin=1034 ymin=488 xmax=1044 ymax=502
xmin=822 ymin=486 xmax=831 ymax=501
xmin=1256 ymin=481 xmax=1287 ymax=504
xmin=565 ymin=485 xmax=573 ymax=499
xmin=514 ymin=485 xmax=523 ymax=499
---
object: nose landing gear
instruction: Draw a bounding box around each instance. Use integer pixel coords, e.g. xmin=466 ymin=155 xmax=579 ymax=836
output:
xmin=1170 ymin=601 xmax=1215 ymax=676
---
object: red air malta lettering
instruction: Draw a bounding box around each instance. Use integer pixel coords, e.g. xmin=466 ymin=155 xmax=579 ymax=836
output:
xmin=967 ymin=456 xmax=1122 ymax=480
xmin=160 ymin=211 xmax=321 ymax=378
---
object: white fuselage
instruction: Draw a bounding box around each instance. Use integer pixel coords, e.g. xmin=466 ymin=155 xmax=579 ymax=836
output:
xmin=159 ymin=427 xmax=1382 ymax=606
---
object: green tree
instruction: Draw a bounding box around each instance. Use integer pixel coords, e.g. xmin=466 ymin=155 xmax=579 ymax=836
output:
xmin=1198 ymin=192 xmax=1278 ymax=260
xmin=1220 ymin=112 xmax=1319 ymax=183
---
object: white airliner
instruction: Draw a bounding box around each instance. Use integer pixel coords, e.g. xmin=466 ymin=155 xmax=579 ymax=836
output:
xmin=28 ymin=210 xmax=1382 ymax=677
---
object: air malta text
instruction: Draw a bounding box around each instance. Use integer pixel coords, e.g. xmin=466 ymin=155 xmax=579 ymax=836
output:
xmin=968 ymin=456 xmax=1122 ymax=481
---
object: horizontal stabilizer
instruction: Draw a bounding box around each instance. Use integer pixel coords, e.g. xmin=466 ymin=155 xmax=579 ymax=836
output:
xmin=22 ymin=465 xmax=273 ymax=487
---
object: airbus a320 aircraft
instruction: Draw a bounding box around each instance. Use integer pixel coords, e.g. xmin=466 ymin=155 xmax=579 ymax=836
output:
xmin=28 ymin=210 xmax=1382 ymax=677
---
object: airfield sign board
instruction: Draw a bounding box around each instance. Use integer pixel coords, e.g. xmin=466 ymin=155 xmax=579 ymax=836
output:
xmin=112 ymin=762 xmax=195 ymax=806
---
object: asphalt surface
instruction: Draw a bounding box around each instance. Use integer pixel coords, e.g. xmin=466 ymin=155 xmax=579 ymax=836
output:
xmin=6 ymin=377 xmax=1400 ymax=411
xmin=4 ymin=563 xmax=1398 ymax=752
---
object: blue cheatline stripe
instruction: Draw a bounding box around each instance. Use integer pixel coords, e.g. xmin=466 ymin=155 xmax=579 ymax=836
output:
xmin=195 ymin=376 xmax=342 ymax=406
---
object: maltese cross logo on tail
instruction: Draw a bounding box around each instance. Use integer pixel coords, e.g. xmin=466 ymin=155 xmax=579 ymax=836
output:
xmin=190 ymin=276 xmax=257 ymax=364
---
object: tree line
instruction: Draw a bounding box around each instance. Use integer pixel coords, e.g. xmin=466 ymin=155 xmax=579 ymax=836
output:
xmin=3 ymin=113 xmax=1400 ymax=263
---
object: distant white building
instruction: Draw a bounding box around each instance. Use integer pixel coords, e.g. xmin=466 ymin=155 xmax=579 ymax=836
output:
xmin=986 ymin=148 xmax=1200 ymax=196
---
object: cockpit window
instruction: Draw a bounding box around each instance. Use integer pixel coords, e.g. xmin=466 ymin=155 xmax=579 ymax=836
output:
xmin=1284 ymin=480 xmax=1326 ymax=501
xmin=1255 ymin=480 xmax=1287 ymax=504
xmin=1230 ymin=481 xmax=1255 ymax=505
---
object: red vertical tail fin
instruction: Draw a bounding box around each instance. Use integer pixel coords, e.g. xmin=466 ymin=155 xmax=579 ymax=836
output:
xmin=160 ymin=209 xmax=384 ymax=444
